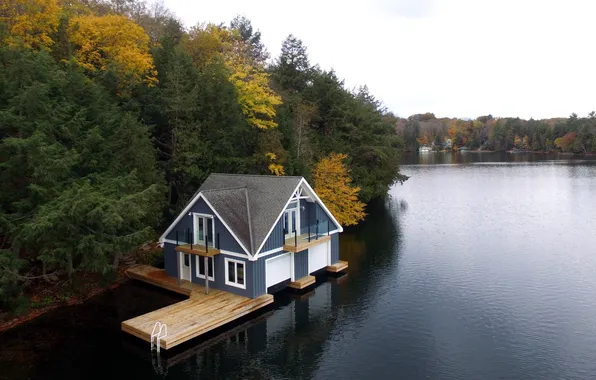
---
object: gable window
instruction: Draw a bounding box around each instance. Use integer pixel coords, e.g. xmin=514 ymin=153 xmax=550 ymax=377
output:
xmin=194 ymin=213 xmax=215 ymax=247
xmin=225 ymin=258 xmax=246 ymax=289
xmin=196 ymin=256 xmax=214 ymax=280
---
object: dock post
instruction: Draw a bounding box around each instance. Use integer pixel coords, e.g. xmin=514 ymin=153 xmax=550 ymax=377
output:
xmin=204 ymin=256 xmax=209 ymax=295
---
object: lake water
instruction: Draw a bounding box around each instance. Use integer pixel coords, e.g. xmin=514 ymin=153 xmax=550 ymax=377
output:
xmin=2 ymin=152 xmax=596 ymax=380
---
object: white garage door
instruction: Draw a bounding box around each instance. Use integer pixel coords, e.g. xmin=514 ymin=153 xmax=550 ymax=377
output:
xmin=309 ymin=242 xmax=329 ymax=273
xmin=266 ymin=253 xmax=292 ymax=288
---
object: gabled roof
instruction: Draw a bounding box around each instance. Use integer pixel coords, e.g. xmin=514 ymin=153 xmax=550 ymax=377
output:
xmin=160 ymin=173 xmax=343 ymax=258
xmin=198 ymin=174 xmax=302 ymax=255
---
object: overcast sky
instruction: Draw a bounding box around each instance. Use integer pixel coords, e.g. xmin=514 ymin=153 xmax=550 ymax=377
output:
xmin=164 ymin=0 xmax=594 ymax=120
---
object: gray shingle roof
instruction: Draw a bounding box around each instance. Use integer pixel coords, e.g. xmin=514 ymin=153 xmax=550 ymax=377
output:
xmin=198 ymin=174 xmax=303 ymax=255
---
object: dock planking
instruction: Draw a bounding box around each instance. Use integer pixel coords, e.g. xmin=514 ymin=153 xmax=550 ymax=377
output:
xmin=122 ymin=265 xmax=274 ymax=350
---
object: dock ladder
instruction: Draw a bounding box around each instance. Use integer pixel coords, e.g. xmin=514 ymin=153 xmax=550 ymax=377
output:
xmin=151 ymin=321 xmax=168 ymax=353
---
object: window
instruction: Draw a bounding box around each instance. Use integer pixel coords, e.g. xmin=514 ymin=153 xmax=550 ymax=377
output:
xmin=196 ymin=256 xmax=214 ymax=280
xmin=225 ymin=258 xmax=246 ymax=289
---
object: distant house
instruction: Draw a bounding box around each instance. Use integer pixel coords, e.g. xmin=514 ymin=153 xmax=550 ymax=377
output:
xmin=158 ymin=174 xmax=345 ymax=298
xmin=444 ymin=139 xmax=452 ymax=149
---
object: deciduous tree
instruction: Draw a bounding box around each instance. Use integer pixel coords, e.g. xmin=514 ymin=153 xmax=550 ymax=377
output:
xmin=312 ymin=153 xmax=365 ymax=226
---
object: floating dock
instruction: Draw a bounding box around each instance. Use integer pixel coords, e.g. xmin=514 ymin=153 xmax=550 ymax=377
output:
xmin=122 ymin=265 xmax=273 ymax=350
xmin=326 ymin=260 xmax=349 ymax=273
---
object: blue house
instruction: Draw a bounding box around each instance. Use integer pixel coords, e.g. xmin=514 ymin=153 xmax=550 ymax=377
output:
xmin=158 ymin=174 xmax=346 ymax=298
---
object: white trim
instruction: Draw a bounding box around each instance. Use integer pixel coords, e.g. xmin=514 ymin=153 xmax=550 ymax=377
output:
xmin=255 ymin=247 xmax=284 ymax=260
xmin=290 ymin=252 xmax=295 ymax=281
xmin=220 ymin=249 xmax=252 ymax=260
xmin=195 ymin=255 xmax=214 ymax=281
xmin=225 ymin=258 xmax=247 ymax=289
xmin=193 ymin=213 xmax=215 ymax=247
xmin=300 ymin=179 xmax=344 ymax=233
xmin=253 ymin=181 xmax=303 ymax=258
xmin=254 ymin=179 xmax=343 ymax=257
xmin=159 ymin=192 xmax=252 ymax=258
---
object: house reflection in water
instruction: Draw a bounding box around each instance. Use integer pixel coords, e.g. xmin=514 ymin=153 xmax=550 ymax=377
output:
xmin=145 ymin=277 xmax=344 ymax=378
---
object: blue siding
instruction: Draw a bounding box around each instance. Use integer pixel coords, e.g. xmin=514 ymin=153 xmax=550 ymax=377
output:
xmin=165 ymin=197 xmax=246 ymax=254
xmin=188 ymin=253 xmax=253 ymax=298
xmin=330 ymin=233 xmax=339 ymax=263
xmin=164 ymin=243 xmax=178 ymax=277
xmin=260 ymin=217 xmax=284 ymax=253
xmin=294 ymin=249 xmax=309 ymax=279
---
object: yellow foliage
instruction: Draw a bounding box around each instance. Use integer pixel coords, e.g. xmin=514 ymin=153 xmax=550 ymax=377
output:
xmin=184 ymin=24 xmax=282 ymax=129
xmin=69 ymin=15 xmax=157 ymax=86
xmin=268 ymin=163 xmax=285 ymax=176
xmin=228 ymin=56 xmax=282 ymax=129
xmin=0 ymin=0 xmax=60 ymax=49
xmin=312 ymin=153 xmax=366 ymax=226
xmin=265 ymin=152 xmax=285 ymax=176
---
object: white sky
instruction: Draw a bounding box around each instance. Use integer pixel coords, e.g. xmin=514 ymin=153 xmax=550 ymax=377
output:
xmin=164 ymin=0 xmax=595 ymax=120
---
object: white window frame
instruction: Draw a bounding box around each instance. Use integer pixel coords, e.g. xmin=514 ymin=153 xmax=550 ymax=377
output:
xmin=193 ymin=213 xmax=215 ymax=247
xmin=283 ymin=203 xmax=300 ymax=239
xmin=225 ymin=258 xmax=246 ymax=289
xmin=195 ymin=256 xmax=215 ymax=281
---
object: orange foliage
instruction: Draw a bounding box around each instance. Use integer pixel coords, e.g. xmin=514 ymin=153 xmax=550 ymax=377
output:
xmin=312 ymin=153 xmax=365 ymax=226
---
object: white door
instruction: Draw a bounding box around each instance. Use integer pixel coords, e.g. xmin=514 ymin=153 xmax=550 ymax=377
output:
xmin=180 ymin=252 xmax=191 ymax=281
xmin=266 ymin=253 xmax=292 ymax=288
xmin=308 ymin=242 xmax=329 ymax=273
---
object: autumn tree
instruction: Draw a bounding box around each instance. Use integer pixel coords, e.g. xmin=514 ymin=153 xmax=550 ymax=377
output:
xmin=0 ymin=0 xmax=60 ymax=49
xmin=554 ymin=132 xmax=577 ymax=152
xmin=184 ymin=23 xmax=281 ymax=129
xmin=69 ymin=14 xmax=157 ymax=86
xmin=312 ymin=153 xmax=365 ymax=226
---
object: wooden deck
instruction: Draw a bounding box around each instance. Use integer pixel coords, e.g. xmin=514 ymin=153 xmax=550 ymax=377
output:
xmin=123 ymin=265 xmax=273 ymax=350
xmin=175 ymin=243 xmax=221 ymax=257
xmin=326 ymin=260 xmax=349 ymax=273
xmin=287 ymin=275 xmax=315 ymax=290
xmin=283 ymin=234 xmax=331 ymax=253
xmin=126 ymin=265 xmax=197 ymax=296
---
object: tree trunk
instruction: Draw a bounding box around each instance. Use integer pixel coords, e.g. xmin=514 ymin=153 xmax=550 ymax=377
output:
xmin=67 ymin=250 xmax=73 ymax=279
xmin=113 ymin=251 xmax=121 ymax=269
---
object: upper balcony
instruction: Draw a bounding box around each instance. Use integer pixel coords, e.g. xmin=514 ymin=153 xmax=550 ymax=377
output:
xmin=282 ymin=221 xmax=332 ymax=253
xmin=171 ymin=229 xmax=221 ymax=257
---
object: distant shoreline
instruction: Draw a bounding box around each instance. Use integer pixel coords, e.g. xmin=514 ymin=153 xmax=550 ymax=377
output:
xmin=407 ymin=150 xmax=596 ymax=156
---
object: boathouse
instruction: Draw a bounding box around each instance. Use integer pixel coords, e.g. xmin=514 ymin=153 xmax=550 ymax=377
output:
xmin=159 ymin=173 xmax=347 ymax=295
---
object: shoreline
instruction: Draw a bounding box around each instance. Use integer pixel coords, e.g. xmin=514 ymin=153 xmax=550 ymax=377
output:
xmin=0 ymin=268 xmax=132 ymax=333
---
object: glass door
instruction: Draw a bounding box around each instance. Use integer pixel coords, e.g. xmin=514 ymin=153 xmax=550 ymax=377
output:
xmin=284 ymin=209 xmax=298 ymax=239
xmin=195 ymin=215 xmax=214 ymax=247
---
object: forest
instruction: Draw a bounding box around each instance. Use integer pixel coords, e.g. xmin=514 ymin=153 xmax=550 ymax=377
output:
xmin=0 ymin=0 xmax=407 ymax=311
xmin=398 ymin=112 xmax=596 ymax=153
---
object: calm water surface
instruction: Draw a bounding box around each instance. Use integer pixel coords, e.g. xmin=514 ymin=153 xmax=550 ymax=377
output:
xmin=2 ymin=152 xmax=596 ymax=380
